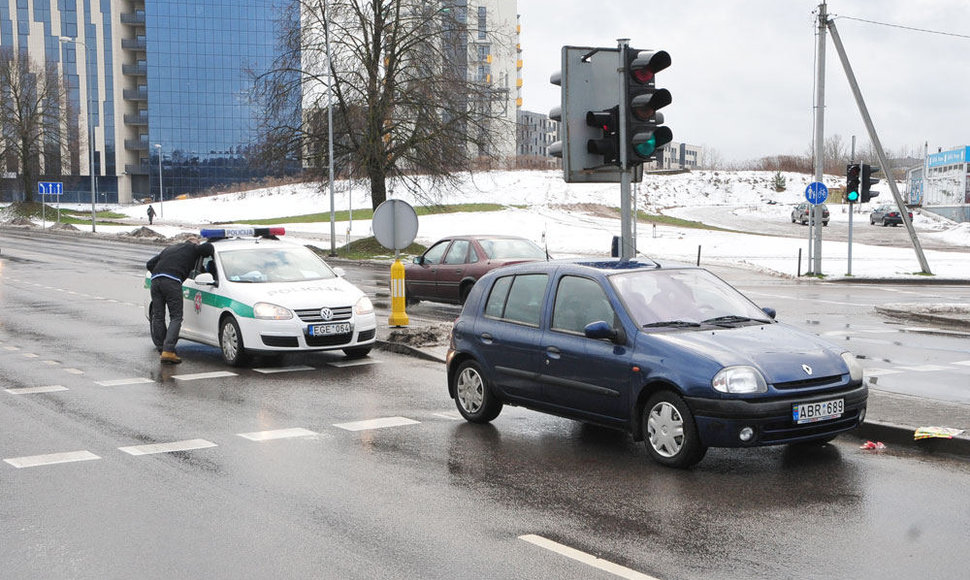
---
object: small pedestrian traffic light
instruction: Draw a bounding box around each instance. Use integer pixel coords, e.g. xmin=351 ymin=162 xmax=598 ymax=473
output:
xmin=846 ymin=163 xmax=861 ymax=203
xmin=586 ymin=106 xmax=620 ymax=166
xmin=624 ymin=48 xmax=673 ymax=166
xmin=860 ymin=164 xmax=880 ymax=203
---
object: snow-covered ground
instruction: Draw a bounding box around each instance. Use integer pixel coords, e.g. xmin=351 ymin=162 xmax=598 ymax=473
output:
xmin=8 ymin=170 xmax=970 ymax=279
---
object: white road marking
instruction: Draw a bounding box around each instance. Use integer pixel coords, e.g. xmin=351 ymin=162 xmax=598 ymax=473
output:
xmin=328 ymin=358 xmax=382 ymax=368
xmin=864 ymin=368 xmax=903 ymax=377
xmin=4 ymin=450 xmax=101 ymax=469
xmin=172 ymin=371 xmax=238 ymax=381
xmin=43 ymin=360 xmax=60 ymax=366
xmin=895 ymin=364 xmax=950 ymax=372
xmin=3 ymin=345 xmax=20 ymax=351
xmin=252 ymin=365 xmax=316 ymax=374
xmin=5 ymin=385 xmax=69 ymax=395
xmin=333 ymin=416 xmax=420 ymax=431
xmin=237 ymin=427 xmax=317 ymax=441
xmin=518 ymin=534 xmax=659 ymax=580
xmin=118 ymin=439 xmax=217 ymax=456
xmin=95 ymin=377 xmax=155 ymax=387
xmin=21 ymin=353 xmax=38 ymax=358
xmin=953 ymin=360 xmax=970 ymax=367
xmin=433 ymin=412 xmax=463 ymax=421
xmin=64 ymin=368 xmax=84 ymax=375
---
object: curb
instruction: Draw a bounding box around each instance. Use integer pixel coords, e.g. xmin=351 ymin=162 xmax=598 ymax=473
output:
xmin=849 ymin=420 xmax=970 ymax=459
xmin=375 ymin=340 xmax=446 ymax=364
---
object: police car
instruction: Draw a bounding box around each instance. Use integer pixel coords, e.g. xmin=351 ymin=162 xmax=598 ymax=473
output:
xmin=145 ymin=228 xmax=377 ymax=366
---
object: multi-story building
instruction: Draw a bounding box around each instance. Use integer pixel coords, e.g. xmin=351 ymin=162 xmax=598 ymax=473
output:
xmin=516 ymin=109 xmax=557 ymax=167
xmin=906 ymin=145 xmax=970 ymax=222
xmin=652 ymin=141 xmax=704 ymax=171
xmin=1 ymin=0 xmax=295 ymax=204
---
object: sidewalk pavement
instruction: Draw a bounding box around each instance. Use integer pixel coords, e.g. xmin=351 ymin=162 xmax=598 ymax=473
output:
xmin=376 ymin=314 xmax=970 ymax=461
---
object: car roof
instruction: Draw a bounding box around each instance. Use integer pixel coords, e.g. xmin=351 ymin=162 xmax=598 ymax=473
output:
xmin=207 ymin=236 xmax=301 ymax=251
xmin=479 ymin=257 xmax=690 ymax=279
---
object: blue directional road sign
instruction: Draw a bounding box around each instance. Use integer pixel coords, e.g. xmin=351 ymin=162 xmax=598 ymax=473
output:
xmin=38 ymin=181 xmax=64 ymax=196
xmin=804 ymin=181 xmax=828 ymax=205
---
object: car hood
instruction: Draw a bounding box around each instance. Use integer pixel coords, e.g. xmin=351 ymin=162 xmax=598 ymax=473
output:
xmin=644 ymin=323 xmax=848 ymax=383
xmin=224 ymin=277 xmax=364 ymax=308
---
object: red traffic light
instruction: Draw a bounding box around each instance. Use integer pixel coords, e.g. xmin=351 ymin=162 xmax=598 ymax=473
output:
xmin=628 ymin=50 xmax=671 ymax=86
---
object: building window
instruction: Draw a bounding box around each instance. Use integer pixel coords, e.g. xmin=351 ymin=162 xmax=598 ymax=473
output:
xmin=478 ymin=6 xmax=486 ymax=39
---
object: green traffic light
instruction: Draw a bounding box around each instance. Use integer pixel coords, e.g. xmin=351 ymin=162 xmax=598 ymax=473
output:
xmin=847 ymin=190 xmax=859 ymax=202
xmin=633 ymin=135 xmax=657 ymax=158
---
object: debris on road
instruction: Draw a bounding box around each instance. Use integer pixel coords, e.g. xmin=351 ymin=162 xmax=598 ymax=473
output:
xmin=914 ymin=426 xmax=965 ymax=440
xmin=860 ymin=441 xmax=886 ymax=450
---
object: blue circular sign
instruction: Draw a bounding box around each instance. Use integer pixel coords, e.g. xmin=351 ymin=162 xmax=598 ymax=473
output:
xmin=805 ymin=182 xmax=829 ymax=205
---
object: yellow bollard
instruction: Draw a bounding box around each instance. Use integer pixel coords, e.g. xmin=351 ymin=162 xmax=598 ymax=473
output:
xmin=388 ymin=258 xmax=409 ymax=327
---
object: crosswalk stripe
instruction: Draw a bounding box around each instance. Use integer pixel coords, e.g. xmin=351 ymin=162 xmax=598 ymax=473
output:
xmin=95 ymin=378 xmax=154 ymax=387
xmin=118 ymin=439 xmax=217 ymax=456
xmin=334 ymin=416 xmax=420 ymax=431
xmin=4 ymin=450 xmax=101 ymax=469
xmin=5 ymin=385 xmax=69 ymax=395
xmin=252 ymin=365 xmax=315 ymax=374
xmin=172 ymin=371 xmax=237 ymax=381
xmin=236 ymin=427 xmax=317 ymax=441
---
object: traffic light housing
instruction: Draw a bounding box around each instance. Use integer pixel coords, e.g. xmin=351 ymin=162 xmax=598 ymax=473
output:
xmin=845 ymin=163 xmax=860 ymax=203
xmin=861 ymin=164 xmax=880 ymax=203
xmin=624 ymin=48 xmax=673 ymax=166
xmin=586 ymin=106 xmax=620 ymax=166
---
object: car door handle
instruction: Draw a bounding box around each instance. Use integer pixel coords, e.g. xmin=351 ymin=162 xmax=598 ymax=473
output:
xmin=480 ymin=333 xmax=493 ymax=344
xmin=545 ymin=346 xmax=561 ymax=361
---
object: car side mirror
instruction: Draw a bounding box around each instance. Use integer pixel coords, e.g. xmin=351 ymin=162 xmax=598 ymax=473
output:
xmin=194 ymin=272 xmax=216 ymax=286
xmin=412 ymin=256 xmax=424 ymax=265
xmin=332 ymin=267 xmax=346 ymax=278
xmin=584 ymin=320 xmax=626 ymax=344
xmin=762 ymin=307 xmax=776 ymax=320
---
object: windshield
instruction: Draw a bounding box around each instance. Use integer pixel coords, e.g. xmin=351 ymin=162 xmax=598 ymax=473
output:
xmin=479 ymin=238 xmax=546 ymax=260
xmin=610 ymin=268 xmax=771 ymax=328
xmin=219 ymin=246 xmax=337 ymax=283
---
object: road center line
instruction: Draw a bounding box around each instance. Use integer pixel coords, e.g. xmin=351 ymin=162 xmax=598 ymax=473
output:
xmin=333 ymin=416 xmax=420 ymax=431
xmin=172 ymin=371 xmax=238 ymax=381
xmin=5 ymin=385 xmax=69 ymax=395
xmin=118 ymin=439 xmax=217 ymax=456
xmin=4 ymin=450 xmax=101 ymax=469
xmin=518 ymin=534 xmax=660 ymax=580
xmin=328 ymin=359 xmax=381 ymax=368
xmin=237 ymin=427 xmax=317 ymax=441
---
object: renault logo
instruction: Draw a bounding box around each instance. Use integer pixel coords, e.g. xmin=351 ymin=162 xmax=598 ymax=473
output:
xmin=320 ymin=307 xmax=333 ymax=321
xmin=802 ymin=364 xmax=813 ymax=376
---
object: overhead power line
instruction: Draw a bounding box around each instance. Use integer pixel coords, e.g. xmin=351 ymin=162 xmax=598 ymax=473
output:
xmin=835 ymin=15 xmax=970 ymax=40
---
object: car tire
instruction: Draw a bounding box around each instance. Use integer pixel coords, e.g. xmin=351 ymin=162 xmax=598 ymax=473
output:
xmin=219 ymin=316 xmax=248 ymax=367
xmin=452 ymin=359 xmax=502 ymax=423
xmin=870 ymin=218 xmax=875 ymax=225
xmin=342 ymin=346 xmax=371 ymax=359
xmin=642 ymin=391 xmax=707 ymax=468
xmin=459 ymin=282 xmax=474 ymax=305
xmin=882 ymin=219 xmax=888 ymax=227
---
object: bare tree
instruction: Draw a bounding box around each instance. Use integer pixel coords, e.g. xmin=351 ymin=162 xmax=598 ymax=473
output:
xmin=0 ymin=48 xmax=75 ymax=203
xmin=254 ymin=0 xmax=515 ymax=209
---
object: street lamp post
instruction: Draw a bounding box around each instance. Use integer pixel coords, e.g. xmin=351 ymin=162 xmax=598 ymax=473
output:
xmin=155 ymin=144 xmax=163 ymax=218
xmin=59 ymin=36 xmax=97 ymax=233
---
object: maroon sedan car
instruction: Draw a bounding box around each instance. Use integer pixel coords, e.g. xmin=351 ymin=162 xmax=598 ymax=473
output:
xmin=405 ymin=235 xmax=547 ymax=304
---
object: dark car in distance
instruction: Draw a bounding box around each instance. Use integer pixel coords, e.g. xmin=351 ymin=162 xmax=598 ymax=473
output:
xmin=791 ymin=202 xmax=829 ymax=226
xmin=869 ymin=205 xmax=913 ymax=227
xmin=405 ymin=235 xmax=547 ymax=305
xmin=446 ymin=259 xmax=867 ymax=468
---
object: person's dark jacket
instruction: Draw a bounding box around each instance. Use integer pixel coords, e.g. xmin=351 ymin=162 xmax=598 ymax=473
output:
xmin=146 ymin=241 xmax=214 ymax=282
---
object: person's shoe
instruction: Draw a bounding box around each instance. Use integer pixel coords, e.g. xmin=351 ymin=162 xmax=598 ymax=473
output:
xmin=160 ymin=351 xmax=181 ymax=364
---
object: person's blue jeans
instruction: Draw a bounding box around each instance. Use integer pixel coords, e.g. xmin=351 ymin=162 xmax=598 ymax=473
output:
xmin=150 ymin=277 xmax=184 ymax=352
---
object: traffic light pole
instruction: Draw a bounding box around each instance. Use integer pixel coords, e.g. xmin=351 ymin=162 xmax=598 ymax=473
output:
xmin=827 ymin=19 xmax=931 ymax=274
xmin=617 ymin=39 xmax=634 ymax=261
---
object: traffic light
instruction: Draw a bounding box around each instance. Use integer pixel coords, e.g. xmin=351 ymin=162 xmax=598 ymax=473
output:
xmin=845 ymin=163 xmax=860 ymax=203
xmin=861 ymin=164 xmax=880 ymax=203
xmin=586 ymin=106 xmax=620 ymax=166
xmin=624 ymin=48 xmax=673 ymax=166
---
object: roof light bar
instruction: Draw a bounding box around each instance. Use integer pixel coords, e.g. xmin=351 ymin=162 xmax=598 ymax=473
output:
xmin=200 ymin=227 xmax=285 ymax=239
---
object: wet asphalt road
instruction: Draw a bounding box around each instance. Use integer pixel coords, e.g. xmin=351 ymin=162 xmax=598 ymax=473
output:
xmin=2 ymin=230 xmax=970 ymax=579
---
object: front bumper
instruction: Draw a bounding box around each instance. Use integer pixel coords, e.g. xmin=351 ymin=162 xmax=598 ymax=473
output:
xmin=685 ymin=384 xmax=868 ymax=447
xmin=238 ymin=313 xmax=378 ymax=352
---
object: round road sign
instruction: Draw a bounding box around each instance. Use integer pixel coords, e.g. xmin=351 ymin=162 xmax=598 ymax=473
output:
xmin=372 ymin=199 xmax=418 ymax=251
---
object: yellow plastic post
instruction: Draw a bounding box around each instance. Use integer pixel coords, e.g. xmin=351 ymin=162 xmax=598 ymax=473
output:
xmin=388 ymin=258 xmax=409 ymax=327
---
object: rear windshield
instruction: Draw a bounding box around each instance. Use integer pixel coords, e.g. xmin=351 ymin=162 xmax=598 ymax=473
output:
xmin=479 ymin=238 xmax=546 ymax=260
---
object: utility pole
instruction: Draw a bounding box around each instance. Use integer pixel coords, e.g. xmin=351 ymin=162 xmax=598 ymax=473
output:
xmin=811 ymin=1 xmax=827 ymax=275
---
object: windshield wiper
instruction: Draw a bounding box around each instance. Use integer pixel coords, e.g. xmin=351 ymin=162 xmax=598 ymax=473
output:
xmin=702 ymin=315 xmax=771 ymax=326
xmin=643 ymin=320 xmax=702 ymax=328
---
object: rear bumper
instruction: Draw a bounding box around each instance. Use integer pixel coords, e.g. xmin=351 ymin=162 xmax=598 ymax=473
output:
xmin=685 ymin=384 xmax=868 ymax=447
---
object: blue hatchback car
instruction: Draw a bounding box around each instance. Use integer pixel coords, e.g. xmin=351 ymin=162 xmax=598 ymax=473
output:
xmin=445 ymin=259 xmax=867 ymax=468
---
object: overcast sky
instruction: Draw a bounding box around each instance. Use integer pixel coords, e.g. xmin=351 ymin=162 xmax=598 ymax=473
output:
xmin=516 ymin=0 xmax=970 ymax=164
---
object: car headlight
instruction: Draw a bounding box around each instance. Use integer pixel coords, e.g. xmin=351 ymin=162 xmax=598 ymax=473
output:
xmin=841 ymin=352 xmax=863 ymax=382
xmin=712 ymin=366 xmax=768 ymax=394
xmin=355 ymin=296 xmax=374 ymax=316
xmin=253 ymin=302 xmax=293 ymax=320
